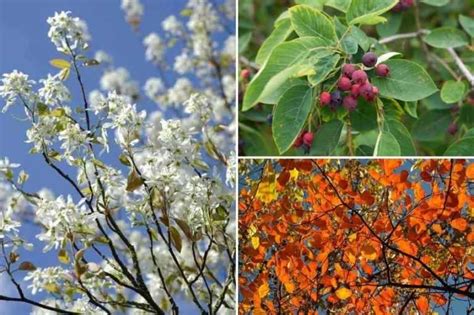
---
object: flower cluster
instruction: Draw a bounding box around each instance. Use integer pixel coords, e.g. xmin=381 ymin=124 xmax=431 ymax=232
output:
xmin=47 ymin=11 xmax=90 ymax=53
xmin=0 ymin=70 xmax=36 ymax=113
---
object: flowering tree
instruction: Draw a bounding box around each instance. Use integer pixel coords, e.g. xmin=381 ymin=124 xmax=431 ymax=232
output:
xmin=0 ymin=0 xmax=236 ymax=313
xmin=238 ymin=0 xmax=474 ymax=156
xmin=239 ymin=159 xmax=474 ymax=314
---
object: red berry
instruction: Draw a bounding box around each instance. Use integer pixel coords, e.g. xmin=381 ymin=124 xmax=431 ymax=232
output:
xmin=448 ymin=123 xmax=458 ymax=135
xmin=375 ymin=64 xmax=390 ymax=77
xmin=401 ymin=0 xmax=413 ymax=9
xmin=343 ymin=95 xmax=358 ymax=111
xmin=342 ymin=64 xmax=357 ymax=78
xmin=338 ymin=77 xmax=352 ymax=91
xmin=352 ymin=70 xmax=368 ymax=84
xmin=351 ymin=84 xmax=361 ymax=97
xmin=372 ymin=86 xmax=379 ymax=96
xmin=303 ymin=132 xmax=314 ymax=146
xmin=320 ymin=91 xmax=331 ymax=106
xmin=293 ymin=134 xmax=304 ymax=148
xmin=240 ymin=69 xmax=250 ymax=80
xmin=362 ymin=52 xmax=378 ymax=67
xmin=360 ymin=82 xmax=375 ymax=101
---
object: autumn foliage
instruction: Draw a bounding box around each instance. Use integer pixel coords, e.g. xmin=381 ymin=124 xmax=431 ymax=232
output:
xmin=239 ymin=159 xmax=474 ymax=314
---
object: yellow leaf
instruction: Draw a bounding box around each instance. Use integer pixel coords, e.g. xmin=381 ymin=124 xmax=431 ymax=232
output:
xmin=248 ymin=224 xmax=257 ymax=236
xmin=256 ymin=180 xmax=277 ymax=203
xmin=335 ymin=287 xmax=352 ymax=300
xmin=59 ymin=67 xmax=70 ymax=81
xmin=44 ymin=283 xmax=60 ymax=293
xmin=50 ymin=58 xmax=71 ymax=69
xmin=58 ymin=249 xmax=70 ymax=264
xmin=289 ymin=169 xmax=299 ymax=180
xmin=361 ymin=243 xmax=378 ymax=261
xmin=251 ymin=236 xmax=260 ymax=249
xmin=258 ymin=282 xmax=270 ymax=298
xmin=348 ymin=233 xmax=357 ymax=242
xmin=284 ymin=281 xmax=295 ymax=293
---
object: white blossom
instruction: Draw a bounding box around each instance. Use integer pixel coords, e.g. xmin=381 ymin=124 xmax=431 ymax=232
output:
xmin=0 ymin=70 xmax=36 ymax=112
xmin=121 ymin=0 xmax=144 ymax=25
xmin=174 ymin=51 xmax=194 ymax=74
xmin=99 ymin=67 xmax=139 ymax=99
xmin=143 ymin=33 xmax=165 ymax=64
xmin=162 ymin=15 xmax=183 ymax=36
xmin=38 ymin=74 xmax=71 ymax=106
xmin=47 ymin=11 xmax=90 ymax=53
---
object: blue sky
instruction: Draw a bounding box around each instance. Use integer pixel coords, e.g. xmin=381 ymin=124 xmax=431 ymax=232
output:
xmin=0 ymin=0 xmax=232 ymax=313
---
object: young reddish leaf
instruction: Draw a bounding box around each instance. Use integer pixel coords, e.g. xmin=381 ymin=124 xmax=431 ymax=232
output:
xmin=415 ymin=296 xmax=429 ymax=314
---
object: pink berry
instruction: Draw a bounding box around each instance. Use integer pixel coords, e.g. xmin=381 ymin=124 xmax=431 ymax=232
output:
xmin=401 ymin=0 xmax=413 ymax=9
xmin=320 ymin=92 xmax=331 ymax=106
xmin=343 ymin=95 xmax=358 ymax=112
xmin=338 ymin=77 xmax=352 ymax=91
xmin=362 ymin=52 xmax=378 ymax=67
xmin=240 ymin=69 xmax=250 ymax=80
xmin=351 ymin=84 xmax=361 ymax=97
xmin=352 ymin=70 xmax=368 ymax=84
xmin=376 ymin=64 xmax=390 ymax=77
xmin=303 ymin=132 xmax=314 ymax=146
xmin=342 ymin=64 xmax=357 ymax=78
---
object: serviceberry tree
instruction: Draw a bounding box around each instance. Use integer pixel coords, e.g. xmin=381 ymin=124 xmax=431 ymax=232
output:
xmin=0 ymin=1 xmax=236 ymax=314
xmin=239 ymin=0 xmax=474 ymax=156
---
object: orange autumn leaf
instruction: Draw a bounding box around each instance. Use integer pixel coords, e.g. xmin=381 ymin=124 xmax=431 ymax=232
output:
xmin=258 ymin=282 xmax=270 ymax=298
xmin=415 ymin=296 xmax=429 ymax=314
xmin=450 ymin=217 xmax=468 ymax=232
xmin=466 ymin=163 xmax=474 ymax=179
xmin=361 ymin=243 xmax=378 ymax=261
xmin=239 ymin=159 xmax=474 ymax=314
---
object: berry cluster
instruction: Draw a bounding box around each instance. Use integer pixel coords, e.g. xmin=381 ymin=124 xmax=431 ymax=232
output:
xmin=319 ymin=52 xmax=390 ymax=112
xmin=293 ymin=130 xmax=314 ymax=153
xmin=392 ymin=0 xmax=414 ymax=13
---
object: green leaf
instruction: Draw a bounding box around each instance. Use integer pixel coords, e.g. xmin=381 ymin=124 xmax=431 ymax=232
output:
xmin=295 ymin=0 xmax=326 ymax=9
xmin=239 ymin=32 xmax=252 ymax=54
xmin=459 ymin=15 xmax=474 ymax=38
xmin=376 ymin=52 xmax=402 ymax=65
xmin=310 ymin=120 xmax=344 ymax=155
xmin=260 ymin=79 xmax=306 ymax=105
xmin=50 ymin=58 xmax=71 ymax=69
xmin=169 ymin=227 xmax=182 ymax=252
xmin=421 ymin=0 xmax=450 ymax=7
xmin=422 ymin=92 xmax=454 ymax=110
xmin=289 ymin=5 xmax=337 ymax=43
xmin=255 ymin=19 xmax=293 ymax=66
xmin=440 ymin=80 xmax=466 ymax=104
xmin=346 ymin=0 xmax=398 ymax=26
xmin=334 ymin=18 xmax=358 ymax=54
xmin=411 ymin=110 xmax=452 ymax=142
xmin=404 ymin=101 xmax=418 ymax=119
xmin=126 ymin=169 xmax=144 ymax=192
xmin=460 ymin=105 xmax=474 ymax=128
xmin=272 ymin=85 xmax=313 ymax=154
xmin=444 ymin=137 xmax=474 ymax=156
xmin=325 ymin=0 xmax=351 ymax=12
xmin=374 ymin=131 xmax=400 ymax=156
xmin=350 ymin=101 xmax=378 ymax=132
xmin=376 ymin=13 xmax=402 ymax=37
xmin=423 ymin=27 xmax=468 ymax=48
xmin=307 ymin=54 xmax=340 ymax=86
xmin=242 ymin=37 xmax=327 ymax=111
xmin=371 ymin=59 xmax=438 ymax=102
xmin=385 ymin=119 xmax=416 ymax=155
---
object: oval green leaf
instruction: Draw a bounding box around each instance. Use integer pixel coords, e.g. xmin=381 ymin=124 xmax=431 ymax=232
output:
xmin=272 ymin=85 xmax=313 ymax=154
xmin=371 ymin=59 xmax=438 ymax=102
xmin=423 ymin=27 xmax=468 ymax=48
